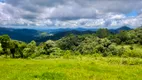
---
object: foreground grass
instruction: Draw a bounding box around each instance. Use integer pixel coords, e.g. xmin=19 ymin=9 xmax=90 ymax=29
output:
xmin=0 ymin=57 xmax=142 ymax=80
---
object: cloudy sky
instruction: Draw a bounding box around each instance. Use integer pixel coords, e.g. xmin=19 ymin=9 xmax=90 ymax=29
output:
xmin=0 ymin=0 xmax=142 ymax=28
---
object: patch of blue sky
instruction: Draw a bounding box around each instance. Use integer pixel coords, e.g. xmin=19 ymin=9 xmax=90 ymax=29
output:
xmin=0 ymin=0 xmax=4 ymax=3
xmin=126 ymin=10 xmax=138 ymax=17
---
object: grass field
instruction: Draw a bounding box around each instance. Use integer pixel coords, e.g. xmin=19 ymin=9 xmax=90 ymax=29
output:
xmin=0 ymin=57 xmax=142 ymax=80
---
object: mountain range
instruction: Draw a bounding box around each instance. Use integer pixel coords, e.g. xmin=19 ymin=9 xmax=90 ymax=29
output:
xmin=0 ymin=26 xmax=132 ymax=43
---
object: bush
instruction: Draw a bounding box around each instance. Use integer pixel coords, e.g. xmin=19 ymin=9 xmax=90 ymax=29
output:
xmin=0 ymin=43 xmax=3 ymax=54
xmin=49 ymin=48 xmax=63 ymax=58
xmin=23 ymin=41 xmax=37 ymax=58
xmin=122 ymin=48 xmax=142 ymax=58
xmin=62 ymin=50 xmax=73 ymax=59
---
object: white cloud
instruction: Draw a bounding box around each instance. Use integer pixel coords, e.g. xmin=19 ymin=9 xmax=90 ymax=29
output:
xmin=0 ymin=0 xmax=142 ymax=28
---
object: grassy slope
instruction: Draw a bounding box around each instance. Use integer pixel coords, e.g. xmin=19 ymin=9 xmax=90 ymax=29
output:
xmin=0 ymin=57 xmax=142 ymax=80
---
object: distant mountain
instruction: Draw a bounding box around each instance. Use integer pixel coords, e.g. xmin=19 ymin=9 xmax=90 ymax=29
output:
xmin=0 ymin=26 xmax=133 ymax=43
xmin=39 ymin=27 xmax=97 ymax=34
xmin=39 ymin=26 xmax=132 ymax=34
xmin=0 ymin=27 xmax=43 ymax=42
xmin=116 ymin=26 xmax=132 ymax=31
xmin=110 ymin=26 xmax=132 ymax=33
xmin=35 ymin=30 xmax=96 ymax=42
xmin=36 ymin=26 xmax=132 ymax=42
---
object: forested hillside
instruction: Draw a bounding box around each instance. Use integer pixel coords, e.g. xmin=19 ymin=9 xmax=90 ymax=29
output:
xmin=0 ymin=27 xmax=142 ymax=58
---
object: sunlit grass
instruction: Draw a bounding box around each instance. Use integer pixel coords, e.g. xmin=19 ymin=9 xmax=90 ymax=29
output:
xmin=0 ymin=57 xmax=142 ymax=80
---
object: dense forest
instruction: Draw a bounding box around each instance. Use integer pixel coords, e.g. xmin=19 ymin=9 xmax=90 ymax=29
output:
xmin=0 ymin=27 xmax=142 ymax=58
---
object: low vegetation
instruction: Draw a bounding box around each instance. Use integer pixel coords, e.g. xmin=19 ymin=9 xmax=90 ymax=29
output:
xmin=0 ymin=57 xmax=142 ymax=80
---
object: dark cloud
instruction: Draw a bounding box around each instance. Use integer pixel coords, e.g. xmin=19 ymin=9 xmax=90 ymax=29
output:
xmin=4 ymin=0 xmax=142 ymax=20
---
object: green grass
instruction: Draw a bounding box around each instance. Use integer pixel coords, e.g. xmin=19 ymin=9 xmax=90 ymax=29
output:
xmin=0 ymin=57 xmax=142 ymax=80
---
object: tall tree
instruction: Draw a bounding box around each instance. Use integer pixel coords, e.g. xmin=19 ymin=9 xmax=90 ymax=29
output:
xmin=0 ymin=35 xmax=11 ymax=56
xmin=96 ymin=28 xmax=111 ymax=38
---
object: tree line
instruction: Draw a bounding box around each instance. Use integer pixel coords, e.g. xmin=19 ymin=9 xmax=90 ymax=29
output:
xmin=0 ymin=27 xmax=142 ymax=58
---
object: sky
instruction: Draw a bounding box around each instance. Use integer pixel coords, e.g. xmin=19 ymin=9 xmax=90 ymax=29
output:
xmin=0 ymin=0 xmax=142 ymax=29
